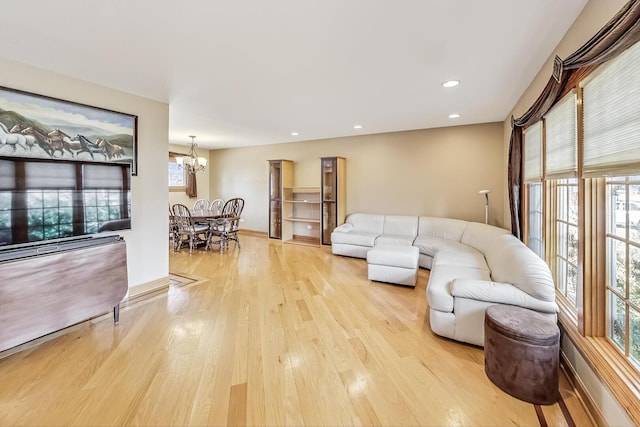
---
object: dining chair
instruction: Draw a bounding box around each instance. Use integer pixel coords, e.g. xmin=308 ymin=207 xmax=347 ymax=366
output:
xmin=169 ymin=204 xmax=178 ymax=248
xmin=172 ymin=203 xmax=210 ymax=253
xmin=209 ymin=198 xmax=224 ymax=216
xmin=192 ymin=199 xmax=210 ymax=211
xmin=207 ymin=198 xmax=245 ymax=252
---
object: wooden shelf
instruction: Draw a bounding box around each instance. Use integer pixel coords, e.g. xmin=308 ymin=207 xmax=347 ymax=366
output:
xmin=283 ymin=235 xmax=320 ymax=246
xmin=284 ymin=187 xmax=320 ymax=193
xmin=283 ymin=217 xmax=320 ymax=223
xmin=283 ymin=199 xmax=321 ymax=204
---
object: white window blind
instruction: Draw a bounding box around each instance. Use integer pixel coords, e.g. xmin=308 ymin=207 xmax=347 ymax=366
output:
xmin=0 ymin=160 xmax=15 ymax=190
xmin=583 ymin=41 xmax=640 ymax=177
xmin=83 ymin=164 xmax=125 ymax=188
xmin=524 ymin=121 xmax=543 ymax=183
xmin=545 ymin=91 xmax=577 ymax=179
xmin=25 ymin=162 xmax=76 ymax=189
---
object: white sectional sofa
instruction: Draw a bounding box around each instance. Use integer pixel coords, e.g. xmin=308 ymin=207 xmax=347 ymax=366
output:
xmin=331 ymin=213 xmax=558 ymax=346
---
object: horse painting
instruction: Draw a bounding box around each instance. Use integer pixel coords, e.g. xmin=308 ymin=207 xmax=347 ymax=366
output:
xmin=47 ymin=129 xmax=76 ymax=158
xmin=71 ymin=134 xmax=108 ymax=160
xmin=0 ymin=122 xmax=29 ymax=152
xmin=97 ymin=138 xmax=125 ymax=160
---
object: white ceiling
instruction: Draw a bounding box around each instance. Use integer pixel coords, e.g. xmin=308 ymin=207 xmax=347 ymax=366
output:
xmin=0 ymin=0 xmax=587 ymax=149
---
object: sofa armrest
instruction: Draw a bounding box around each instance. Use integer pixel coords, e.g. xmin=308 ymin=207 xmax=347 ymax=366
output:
xmin=451 ymin=279 xmax=558 ymax=314
xmin=333 ymin=223 xmax=354 ymax=233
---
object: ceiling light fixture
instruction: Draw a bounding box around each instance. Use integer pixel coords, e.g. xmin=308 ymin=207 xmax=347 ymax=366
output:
xmin=176 ymin=135 xmax=207 ymax=174
xmin=442 ymin=80 xmax=460 ymax=88
xmin=291 ymin=132 xmax=299 ymax=136
xmin=449 ymin=113 xmax=461 ymax=118
xmin=353 ymin=125 xmax=362 ymax=129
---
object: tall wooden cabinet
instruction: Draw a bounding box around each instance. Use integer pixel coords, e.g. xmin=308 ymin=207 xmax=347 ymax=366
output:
xmin=269 ymin=157 xmax=345 ymax=246
xmin=321 ymin=157 xmax=346 ymax=245
xmin=268 ymin=160 xmax=292 ymax=239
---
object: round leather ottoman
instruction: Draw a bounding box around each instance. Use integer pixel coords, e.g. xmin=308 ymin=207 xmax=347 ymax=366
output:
xmin=484 ymin=305 xmax=559 ymax=405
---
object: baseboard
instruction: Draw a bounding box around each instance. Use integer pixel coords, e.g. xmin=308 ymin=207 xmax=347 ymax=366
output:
xmin=238 ymin=229 xmax=268 ymax=238
xmin=560 ymin=350 xmax=605 ymax=427
xmin=127 ymin=276 xmax=170 ymax=299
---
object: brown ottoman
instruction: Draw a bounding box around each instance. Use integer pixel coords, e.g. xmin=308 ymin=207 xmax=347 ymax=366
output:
xmin=484 ymin=305 xmax=559 ymax=405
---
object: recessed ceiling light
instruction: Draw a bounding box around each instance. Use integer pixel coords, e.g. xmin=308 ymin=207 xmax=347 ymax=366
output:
xmin=449 ymin=113 xmax=461 ymax=119
xmin=442 ymin=80 xmax=460 ymax=88
xmin=353 ymin=125 xmax=362 ymax=129
xmin=291 ymin=132 xmax=299 ymax=136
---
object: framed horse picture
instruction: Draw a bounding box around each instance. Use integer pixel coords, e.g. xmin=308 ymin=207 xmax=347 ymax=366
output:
xmin=0 ymin=85 xmax=138 ymax=175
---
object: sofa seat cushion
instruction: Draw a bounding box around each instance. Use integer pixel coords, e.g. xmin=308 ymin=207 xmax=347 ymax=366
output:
xmin=427 ymin=265 xmax=491 ymax=313
xmin=413 ymin=236 xmax=469 ymax=258
xmin=433 ymin=247 xmax=488 ymax=270
xmin=375 ymin=234 xmax=415 ymax=246
xmin=331 ymin=230 xmax=380 ymax=247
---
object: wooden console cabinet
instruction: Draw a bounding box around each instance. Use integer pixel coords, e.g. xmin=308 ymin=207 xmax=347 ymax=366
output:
xmin=0 ymin=236 xmax=128 ymax=353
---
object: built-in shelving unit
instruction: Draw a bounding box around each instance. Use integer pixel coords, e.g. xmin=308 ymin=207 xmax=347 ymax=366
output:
xmin=269 ymin=158 xmax=345 ymax=246
xmin=283 ymin=187 xmax=321 ymax=245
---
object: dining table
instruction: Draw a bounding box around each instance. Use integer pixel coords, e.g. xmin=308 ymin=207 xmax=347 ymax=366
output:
xmin=189 ymin=209 xmax=222 ymax=222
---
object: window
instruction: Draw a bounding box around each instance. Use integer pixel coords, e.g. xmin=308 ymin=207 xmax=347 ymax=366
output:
xmin=528 ymin=182 xmax=544 ymax=258
xmin=0 ymin=192 xmax=11 ymax=245
xmin=606 ymin=176 xmax=640 ymax=366
xmin=0 ymin=159 xmax=130 ymax=246
xmin=169 ymin=157 xmax=186 ymax=191
xmin=27 ymin=189 xmax=74 ymax=242
xmin=555 ymin=178 xmax=579 ymax=309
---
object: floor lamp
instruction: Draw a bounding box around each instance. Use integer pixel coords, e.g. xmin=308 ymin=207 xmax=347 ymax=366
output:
xmin=479 ymin=190 xmax=490 ymax=224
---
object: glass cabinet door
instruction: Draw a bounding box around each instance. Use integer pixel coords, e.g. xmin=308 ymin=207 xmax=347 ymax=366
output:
xmin=321 ymin=158 xmax=337 ymax=245
xmin=269 ymin=161 xmax=282 ymax=239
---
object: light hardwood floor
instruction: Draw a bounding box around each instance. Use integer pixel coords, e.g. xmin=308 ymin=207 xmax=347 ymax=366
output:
xmin=0 ymin=234 xmax=592 ymax=426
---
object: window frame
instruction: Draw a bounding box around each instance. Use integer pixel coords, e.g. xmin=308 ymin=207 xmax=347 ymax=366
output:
xmin=521 ymin=45 xmax=640 ymax=423
xmin=168 ymin=154 xmax=187 ymax=192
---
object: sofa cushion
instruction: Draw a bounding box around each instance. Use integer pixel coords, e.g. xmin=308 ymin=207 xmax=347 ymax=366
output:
xmin=382 ymin=215 xmax=418 ymax=236
xmin=331 ymin=230 xmax=380 ymax=247
xmin=375 ymin=234 xmax=415 ymax=246
xmin=433 ymin=247 xmax=488 ymax=271
xmin=460 ymin=222 xmax=510 ymax=254
xmin=413 ymin=236 xmax=470 ymax=258
xmin=487 ymin=238 xmax=556 ymax=303
xmin=418 ymin=217 xmax=468 ymax=241
xmin=367 ymin=245 xmax=419 ymax=269
xmin=451 ymin=279 xmax=558 ymax=313
xmin=346 ymin=213 xmax=385 ymax=234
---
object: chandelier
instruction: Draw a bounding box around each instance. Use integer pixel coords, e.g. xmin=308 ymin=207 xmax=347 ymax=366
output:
xmin=176 ymin=135 xmax=207 ymax=173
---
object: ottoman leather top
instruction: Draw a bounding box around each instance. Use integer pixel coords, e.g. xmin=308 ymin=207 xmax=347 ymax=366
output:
xmin=485 ymin=305 xmax=559 ymax=346
xmin=367 ymin=245 xmax=419 ymax=269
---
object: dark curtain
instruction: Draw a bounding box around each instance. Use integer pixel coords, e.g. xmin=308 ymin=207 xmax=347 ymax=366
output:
xmin=507 ymin=0 xmax=640 ymax=239
xmin=186 ymin=170 xmax=197 ymax=198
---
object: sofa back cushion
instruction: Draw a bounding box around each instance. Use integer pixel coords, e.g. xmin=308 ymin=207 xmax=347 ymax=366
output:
xmin=486 ymin=235 xmax=556 ymax=302
xmin=383 ymin=215 xmax=418 ymax=236
xmin=346 ymin=213 xmax=385 ymax=234
xmin=460 ymin=222 xmax=510 ymax=254
xmin=418 ymin=217 xmax=468 ymax=241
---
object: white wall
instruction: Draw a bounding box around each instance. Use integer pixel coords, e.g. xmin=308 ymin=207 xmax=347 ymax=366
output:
xmin=209 ymin=123 xmax=505 ymax=234
xmin=1 ymin=57 xmax=170 ymax=288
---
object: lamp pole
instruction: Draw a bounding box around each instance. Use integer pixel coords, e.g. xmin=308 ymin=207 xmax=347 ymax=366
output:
xmin=479 ymin=190 xmax=490 ymax=224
